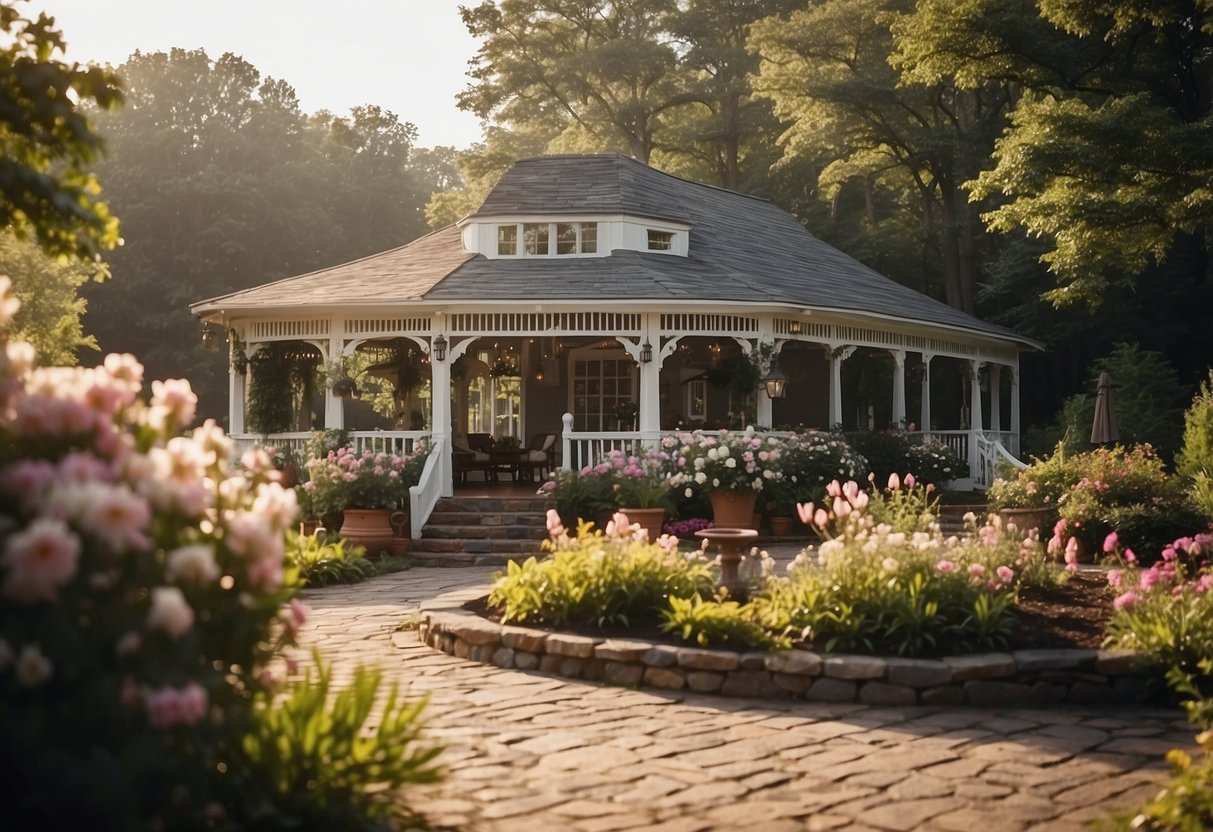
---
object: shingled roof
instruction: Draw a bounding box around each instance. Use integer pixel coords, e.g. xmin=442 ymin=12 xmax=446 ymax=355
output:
xmin=193 ymin=153 xmax=1031 ymax=347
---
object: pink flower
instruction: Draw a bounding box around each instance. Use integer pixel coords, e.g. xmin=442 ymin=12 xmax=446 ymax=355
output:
xmin=936 ymin=559 xmax=956 ymax=574
xmin=1103 ymin=531 xmax=1119 ymax=554
xmin=1112 ymin=591 xmax=1138 ymax=610
xmin=887 ymin=473 xmax=900 ymax=491
xmin=1107 ymin=569 xmax=1123 ymax=589
xmin=1 ymin=517 xmax=81 ymax=603
xmin=545 ymin=508 xmax=566 ymax=538
xmin=147 ymin=586 xmax=194 ymax=638
xmin=904 ymin=473 xmax=916 ymax=489
xmin=969 ymin=563 xmax=985 ymax=578
xmin=796 ymin=502 xmax=815 ymax=525
xmin=1064 ymin=537 xmax=1079 ymax=565
xmin=996 ymin=565 xmax=1014 ymax=584
xmin=1123 ymin=548 xmax=1136 ymax=563
xmin=144 ymin=682 xmax=208 ymax=729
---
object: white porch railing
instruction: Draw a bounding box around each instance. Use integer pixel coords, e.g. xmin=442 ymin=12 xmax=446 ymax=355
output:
xmin=230 ymin=430 xmax=429 ymax=460
xmin=921 ymin=430 xmax=969 ymax=464
xmin=973 ymin=433 xmax=1027 ymax=489
xmin=409 ymin=434 xmax=446 ymax=540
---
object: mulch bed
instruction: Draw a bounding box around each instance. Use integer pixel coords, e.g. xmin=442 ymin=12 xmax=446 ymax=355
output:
xmin=464 ymin=571 xmax=1115 ymax=655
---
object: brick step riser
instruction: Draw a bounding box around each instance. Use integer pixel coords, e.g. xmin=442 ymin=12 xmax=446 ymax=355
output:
xmin=411 ymin=539 xmax=546 ymax=556
xmin=427 ymin=512 xmax=548 ymax=528
xmin=419 ymin=531 xmax=548 ymax=543
xmin=434 ymin=498 xmax=552 ymax=513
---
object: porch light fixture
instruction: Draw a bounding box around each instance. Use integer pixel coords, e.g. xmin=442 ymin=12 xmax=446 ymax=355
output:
xmin=201 ymin=322 xmax=219 ymax=351
xmin=762 ymin=357 xmax=787 ymax=399
xmin=432 ymin=334 xmax=448 ymax=362
xmin=640 ymin=340 xmax=653 ymax=363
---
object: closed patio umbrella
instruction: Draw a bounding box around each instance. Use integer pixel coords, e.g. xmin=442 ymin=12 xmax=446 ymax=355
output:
xmin=1090 ymin=371 xmax=1119 ymax=444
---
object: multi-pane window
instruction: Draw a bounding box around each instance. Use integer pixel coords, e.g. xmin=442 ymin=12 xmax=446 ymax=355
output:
xmin=523 ymin=223 xmax=549 ymax=255
xmin=497 ymin=225 xmax=518 ymax=256
xmin=572 ymin=356 xmax=635 ymax=431
xmin=499 ymin=222 xmax=598 ymax=256
xmin=647 ymin=229 xmax=673 ymax=251
xmin=579 ymin=223 xmax=597 ymax=253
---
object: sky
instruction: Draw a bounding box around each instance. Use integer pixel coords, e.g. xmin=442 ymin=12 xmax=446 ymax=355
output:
xmin=25 ymin=0 xmax=486 ymax=149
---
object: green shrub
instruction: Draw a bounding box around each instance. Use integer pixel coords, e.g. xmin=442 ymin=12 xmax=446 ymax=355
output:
xmin=768 ymin=430 xmax=867 ymax=514
xmin=846 ymin=429 xmax=964 ymax=489
xmin=488 ymin=515 xmax=717 ymax=629
xmin=544 ymin=467 xmax=618 ymax=529
xmin=661 ymin=594 xmax=790 ymax=650
xmin=1178 ymin=372 xmax=1213 ymax=520
xmin=235 ymin=651 xmax=443 ymax=829
xmin=286 ymin=532 xmax=376 ymax=587
xmin=771 ymin=480 xmax=1045 ymax=656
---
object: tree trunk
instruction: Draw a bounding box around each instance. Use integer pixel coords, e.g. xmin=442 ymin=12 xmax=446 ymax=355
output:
xmin=938 ymin=178 xmax=976 ymax=314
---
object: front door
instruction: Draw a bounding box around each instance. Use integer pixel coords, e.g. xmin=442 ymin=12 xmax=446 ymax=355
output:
xmin=568 ymin=348 xmax=636 ymax=431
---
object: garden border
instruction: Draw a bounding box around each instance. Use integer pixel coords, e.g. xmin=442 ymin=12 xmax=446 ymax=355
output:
xmin=417 ymin=587 xmax=1158 ymax=708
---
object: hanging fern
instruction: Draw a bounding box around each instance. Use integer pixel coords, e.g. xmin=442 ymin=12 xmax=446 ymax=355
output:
xmin=247 ymin=343 xmax=320 ymax=435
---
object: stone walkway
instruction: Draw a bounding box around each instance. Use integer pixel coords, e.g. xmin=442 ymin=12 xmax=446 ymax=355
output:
xmin=296 ymin=563 xmax=1193 ymax=832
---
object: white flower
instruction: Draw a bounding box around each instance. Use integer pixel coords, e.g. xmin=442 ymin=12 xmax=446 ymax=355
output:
xmin=16 ymin=643 xmax=52 ymax=687
xmin=694 ymin=471 xmax=707 ymax=484
xmin=166 ymin=544 xmax=220 ymax=584
xmin=147 ymin=586 xmax=195 ymax=638
xmin=724 ymin=458 xmax=737 ymax=468
xmin=684 ymin=487 xmax=693 ymax=498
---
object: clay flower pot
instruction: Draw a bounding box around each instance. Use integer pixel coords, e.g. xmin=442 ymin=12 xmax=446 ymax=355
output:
xmin=709 ymin=490 xmax=758 ymax=530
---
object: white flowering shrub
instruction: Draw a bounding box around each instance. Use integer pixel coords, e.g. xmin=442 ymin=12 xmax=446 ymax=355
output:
xmin=662 ymin=429 xmax=782 ymax=498
xmin=0 ymin=278 xmax=438 ymax=829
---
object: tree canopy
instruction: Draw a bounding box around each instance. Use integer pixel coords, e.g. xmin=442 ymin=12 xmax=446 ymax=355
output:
xmin=0 ymin=1 xmax=122 ymax=278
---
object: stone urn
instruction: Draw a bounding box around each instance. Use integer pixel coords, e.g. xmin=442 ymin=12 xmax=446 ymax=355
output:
xmin=619 ymin=507 xmax=666 ymax=542
xmin=709 ymin=490 xmax=758 ymax=530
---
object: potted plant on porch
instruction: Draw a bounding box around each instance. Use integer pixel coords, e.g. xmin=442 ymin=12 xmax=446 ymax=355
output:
xmin=302 ymin=443 xmax=430 ymax=556
xmin=662 ymin=429 xmax=782 ymax=530
xmin=608 ymin=449 xmax=672 ymax=542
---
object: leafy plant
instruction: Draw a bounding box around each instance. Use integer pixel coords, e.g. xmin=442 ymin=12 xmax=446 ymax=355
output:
xmin=1178 ymin=372 xmax=1213 ymax=521
xmin=847 ymin=429 xmax=963 ymax=489
xmin=661 ymin=594 xmax=790 ymax=650
xmin=303 ymin=444 xmax=430 ymax=514
xmin=662 ymin=428 xmax=782 ymax=496
xmin=236 ymin=651 xmax=443 ymax=828
xmin=286 ymin=532 xmax=376 ymax=587
xmin=488 ymin=514 xmax=716 ymax=629
xmin=247 ymin=342 xmax=321 ymax=435
xmin=769 ymin=429 xmax=867 ymax=514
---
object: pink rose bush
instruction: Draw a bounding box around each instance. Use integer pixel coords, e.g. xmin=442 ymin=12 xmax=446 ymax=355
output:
xmin=0 ymin=279 xmax=443 ymax=827
xmin=663 ymin=428 xmax=782 ymax=497
xmin=303 ymin=443 xmax=429 ymax=515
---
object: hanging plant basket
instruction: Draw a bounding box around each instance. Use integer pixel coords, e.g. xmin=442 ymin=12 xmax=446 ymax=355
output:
xmin=331 ymin=378 xmax=358 ymax=398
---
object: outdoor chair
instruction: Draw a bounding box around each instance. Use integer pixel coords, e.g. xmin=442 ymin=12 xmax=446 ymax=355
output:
xmin=518 ymin=432 xmax=557 ymax=481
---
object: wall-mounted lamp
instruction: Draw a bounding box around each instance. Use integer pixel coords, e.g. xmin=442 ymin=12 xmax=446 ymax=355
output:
xmin=640 ymin=340 xmax=653 ymax=363
xmin=763 ymin=357 xmax=787 ymax=399
xmin=535 ymin=367 xmax=545 ymax=382
xmin=432 ymin=334 xmax=448 ymax=362
xmin=201 ymin=322 xmax=219 ymax=351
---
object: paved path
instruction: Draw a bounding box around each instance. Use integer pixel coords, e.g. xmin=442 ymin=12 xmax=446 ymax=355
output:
xmin=296 ymin=564 xmax=1192 ymax=832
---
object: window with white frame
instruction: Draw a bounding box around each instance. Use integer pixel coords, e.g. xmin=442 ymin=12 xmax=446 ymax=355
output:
xmin=647 ymin=229 xmax=674 ymax=251
xmin=685 ymin=379 xmax=706 ymax=421
xmin=497 ymin=225 xmax=518 ymax=256
xmin=556 ymin=222 xmax=597 ymax=254
xmin=523 ymin=223 xmax=549 ymax=255
xmin=570 ymin=351 xmax=636 ymax=432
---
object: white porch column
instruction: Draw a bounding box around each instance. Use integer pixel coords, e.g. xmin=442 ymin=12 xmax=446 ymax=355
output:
xmin=229 ymin=366 xmax=245 ymax=435
xmin=323 ymin=324 xmax=345 ymax=429
xmin=638 ymin=318 xmax=661 ymax=442
xmin=890 ymin=349 xmax=906 ymax=429
xmin=1010 ymin=364 xmax=1021 ymax=456
xmin=430 ymin=336 xmax=453 ymax=497
xmin=829 ymin=346 xmax=855 ymax=427
xmin=989 ymin=364 xmax=1002 ymax=433
xmin=968 ymin=359 xmax=984 ymax=476
xmin=920 ymin=353 xmax=934 ymax=432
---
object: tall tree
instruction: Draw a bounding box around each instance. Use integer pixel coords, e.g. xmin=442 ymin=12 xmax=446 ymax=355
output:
xmin=750 ymin=0 xmax=1013 ymax=314
xmin=893 ymin=0 xmax=1213 ymax=308
xmin=0 ymin=231 xmax=96 ymax=364
xmin=84 ymin=48 xmax=445 ymax=421
xmin=0 ymin=1 xmax=122 ymax=277
xmin=458 ymin=0 xmax=687 ymax=163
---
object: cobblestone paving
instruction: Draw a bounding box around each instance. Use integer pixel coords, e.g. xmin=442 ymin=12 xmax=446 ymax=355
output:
xmin=296 ymin=564 xmax=1194 ymax=832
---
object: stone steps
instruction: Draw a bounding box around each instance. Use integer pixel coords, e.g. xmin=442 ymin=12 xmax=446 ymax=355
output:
xmin=938 ymin=503 xmax=988 ymax=535
xmin=410 ymin=495 xmax=553 ymax=565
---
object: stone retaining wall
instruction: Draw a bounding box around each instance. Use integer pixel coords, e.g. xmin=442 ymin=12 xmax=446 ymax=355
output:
xmin=417 ymin=589 xmax=1156 ymax=707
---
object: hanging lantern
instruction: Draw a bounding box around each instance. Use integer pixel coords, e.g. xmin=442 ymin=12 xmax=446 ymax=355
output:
xmin=763 ymin=357 xmax=787 ymax=399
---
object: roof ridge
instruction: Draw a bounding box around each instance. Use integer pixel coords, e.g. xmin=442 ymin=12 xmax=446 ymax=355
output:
xmin=511 ymin=153 xmax=773 ymax=206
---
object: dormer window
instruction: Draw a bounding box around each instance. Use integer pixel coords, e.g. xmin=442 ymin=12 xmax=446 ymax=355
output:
xmin=497 ymin=225 xmax=518 ymax=256
xmin=523 ymin=223 xmax=549 ymax=255
xmin=493 ymin=222 xmax=599 ymax=257
xmin=647 ymin=230 xmax=674 ymax=251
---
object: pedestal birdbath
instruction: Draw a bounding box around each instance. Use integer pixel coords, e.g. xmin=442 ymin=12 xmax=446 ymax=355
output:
xmin=696 ymin=528 xmax=759 ymax=599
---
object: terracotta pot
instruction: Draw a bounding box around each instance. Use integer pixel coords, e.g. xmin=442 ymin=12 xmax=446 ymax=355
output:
xmin=340 ymin=508 xmax=394 ymax=558
xmin=619 ymin=507 xmax=666 ymax=542
xmin=769 ymin=516 xmax=795 ymax=537
xmin=299 ymin=519 xmax=320 ymax=537
xmin=710 ymin=490 xmax=758 ymax=530
xmin=998 ymin=507 xmax=1052 ymax=539
xmin=388 ymin=537 xmax=410 ymax=558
